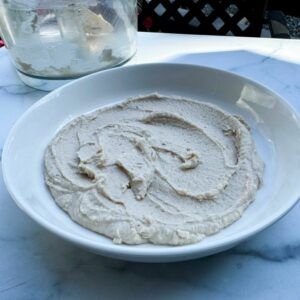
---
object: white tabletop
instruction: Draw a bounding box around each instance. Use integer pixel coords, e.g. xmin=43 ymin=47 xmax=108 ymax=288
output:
xmin=1 ymin=32 xmax=300 ymax=300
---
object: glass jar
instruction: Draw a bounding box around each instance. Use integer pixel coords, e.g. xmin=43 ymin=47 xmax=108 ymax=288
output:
xmin=0 ymin=0 xmax=137 ymax=90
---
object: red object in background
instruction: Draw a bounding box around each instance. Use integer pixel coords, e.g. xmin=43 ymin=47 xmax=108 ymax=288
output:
xmin=0 ymin=39 xmax=4 ymax=48
xmin=143 ymin=16 xmax=153 ymax=30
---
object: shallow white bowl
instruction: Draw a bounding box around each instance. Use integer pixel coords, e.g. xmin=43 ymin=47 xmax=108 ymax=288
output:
xmin=2 ymin=64 xmax=300 ymax=262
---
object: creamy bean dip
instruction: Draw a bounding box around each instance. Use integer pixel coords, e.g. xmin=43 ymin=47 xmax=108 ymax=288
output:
xmin=44 ymin=94 xmax=263 ymax=245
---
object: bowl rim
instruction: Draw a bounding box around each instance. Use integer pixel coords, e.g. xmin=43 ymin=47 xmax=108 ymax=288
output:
xmin=2 ymin=62 xmax=300 ymax=259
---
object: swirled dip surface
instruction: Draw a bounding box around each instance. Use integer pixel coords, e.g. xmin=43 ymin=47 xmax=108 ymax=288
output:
xmin=44 ymin=94 xmax=264 ymax=245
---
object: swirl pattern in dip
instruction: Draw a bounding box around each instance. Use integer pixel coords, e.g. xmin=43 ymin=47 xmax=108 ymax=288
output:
xmin=44 ymin=94 xmax=264 ymax=245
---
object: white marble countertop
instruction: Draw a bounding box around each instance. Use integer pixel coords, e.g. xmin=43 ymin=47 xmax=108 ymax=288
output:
xmin=1 ymin=32 xmax=300 ymax=300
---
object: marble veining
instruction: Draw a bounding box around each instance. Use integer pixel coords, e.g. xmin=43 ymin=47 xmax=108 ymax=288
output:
xmin=231 ymin=241 xmax=300 ymax=262
xmin=0 ymin=84 xmax=39 ymax=95
xmin=1 ymin=33 xmax=300 ymax=300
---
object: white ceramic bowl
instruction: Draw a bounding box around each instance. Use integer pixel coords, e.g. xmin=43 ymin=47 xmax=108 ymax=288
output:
xmin=2 ymin=64 xmax=300 ymax=262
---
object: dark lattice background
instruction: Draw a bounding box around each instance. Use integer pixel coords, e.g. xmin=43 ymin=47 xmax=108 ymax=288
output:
xmin=138 ymin=0 xmax=268 ymax=37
